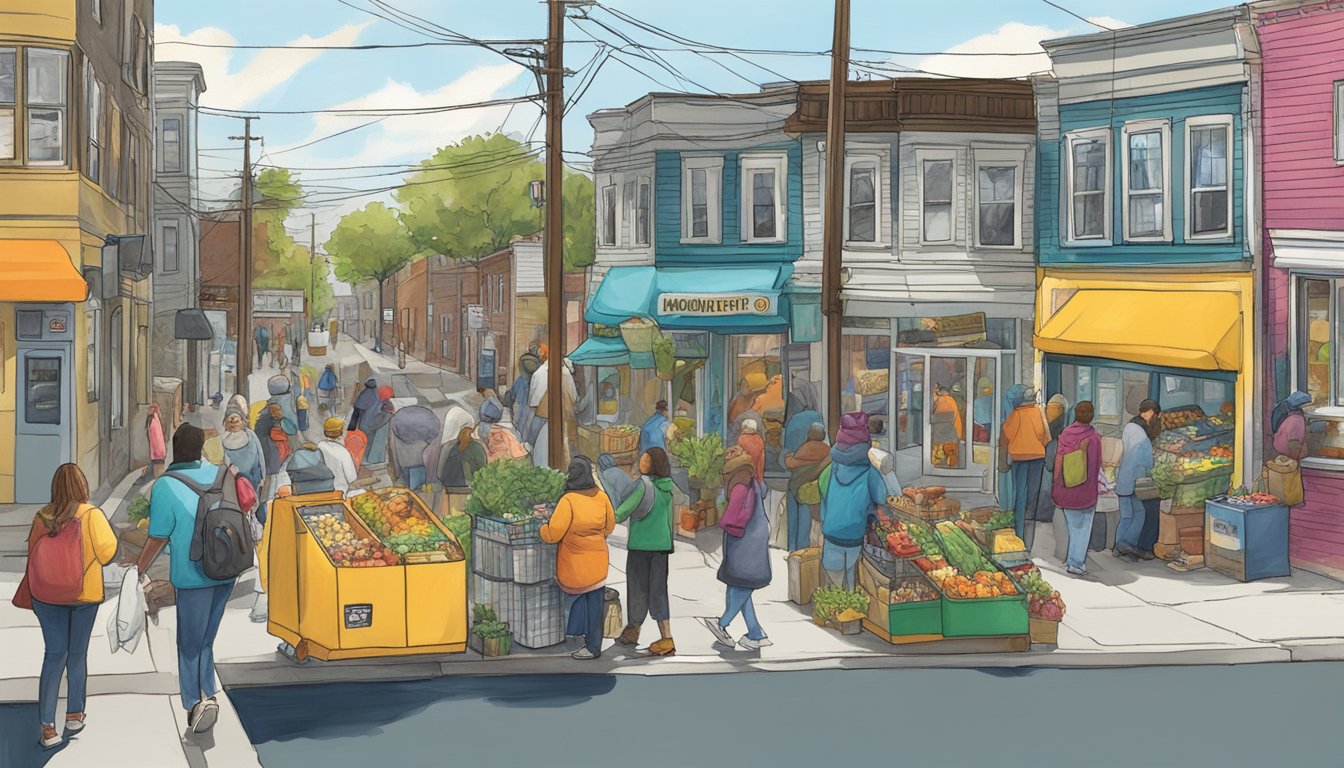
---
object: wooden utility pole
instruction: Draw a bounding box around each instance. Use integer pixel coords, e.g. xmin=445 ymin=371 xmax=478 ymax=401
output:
xmin=308 ymin=212 xmax=317 ymax=335
xmin=229 ymin=116 xmax=261 ymax=391
xmin=822 ymin=0 xmax=851 ymax=436
xmin=544 ymin=0 xmax=566 ymax=469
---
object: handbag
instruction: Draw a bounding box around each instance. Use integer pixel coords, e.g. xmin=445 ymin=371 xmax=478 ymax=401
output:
xmin=1061 ymin=438 xmax=1090 ymax=488
xmin=1265 ymin=457 xmax=1304 ymax=505
xmin=1134 ymin=477 xmax=1160 ymax=501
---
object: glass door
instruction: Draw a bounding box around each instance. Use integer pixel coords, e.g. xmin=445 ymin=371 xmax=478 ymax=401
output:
xmin=901 ymin=348 xmax=1004 ymax=488
xmin=926 ymin=355 xmax=970 ymax=472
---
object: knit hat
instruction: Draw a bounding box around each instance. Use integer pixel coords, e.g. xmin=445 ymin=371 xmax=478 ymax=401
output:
xmin=740 ymin=419 xmax=759 ymax=434
xmin=835 ymin=412 xmax=870 ymax=448
xmin=377 ymin=385 xmax=394 ymax=400
xmin=323 ymin=417 xmax=345 ymax=436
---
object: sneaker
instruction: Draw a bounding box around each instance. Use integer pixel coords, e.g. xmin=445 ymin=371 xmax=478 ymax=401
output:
xmin=615 ymin=625 xmax=641 ymax=647
xmin=1065 ymin=565 xmax=1090 ymax=577
xmin=64 ymin=713 xmax=86 ymax=734
xmin=191 ymin=699 xmax=219 ymax=734
xmin=648 ymin=638 xmax=676 ymax=657
xmin=698 ymin=617 xmax=734 ymax=647
xmin=571 ymin=647 xmax=600 ymax=660
xmin=39 ymin=723 xmax=62 ymax=749
xmin=738 ymin=636 xmax=773 ymax=651
xmin=1133 ymin=549 xmax=1156 ymax=561
xmin=249 ymin=594 xmax=269 ymax=623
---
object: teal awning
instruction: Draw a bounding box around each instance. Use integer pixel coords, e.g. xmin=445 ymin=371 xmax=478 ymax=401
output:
xmin=586 ymin=264 xmax=794 ymax=335
xmin=567 ymin=335 xmax=629 ymax=366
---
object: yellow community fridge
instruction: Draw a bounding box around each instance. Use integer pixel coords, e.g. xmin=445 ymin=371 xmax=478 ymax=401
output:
xmin=268 ymin=488 xmax=467 ymax=661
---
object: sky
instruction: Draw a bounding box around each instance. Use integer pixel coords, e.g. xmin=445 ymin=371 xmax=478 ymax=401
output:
xmin=154 ymin=0 xmax=1235 ymax=260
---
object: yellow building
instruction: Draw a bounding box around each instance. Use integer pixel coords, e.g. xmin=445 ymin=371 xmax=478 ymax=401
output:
xmin=1 ymin=0 xmax=154 ymax=502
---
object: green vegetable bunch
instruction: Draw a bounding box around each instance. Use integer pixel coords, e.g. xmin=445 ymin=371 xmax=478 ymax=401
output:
xmin=472 ymin=604 xmax=512 ymax=639
xmin=652 ymin=333 xmax=675 ymax=375
xmin=127 ymin=497 xmax=151 ymax=524
xmin=438 ymin=514 xmax=472 ymax=563
xmin=906 ymin=522 xmax=943 ymax=558
xmin=671 ymin=432 xmax=726 ymax=487
xmin=1020 ymin=569 xmax=1054 ymax=600
xmin=465 ymin=459 xmax=566 ymax=520
xmin=811 ymin=586 xmax=871 ymax=623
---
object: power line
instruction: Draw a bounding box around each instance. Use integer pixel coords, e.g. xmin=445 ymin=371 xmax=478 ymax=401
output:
xmin=156 ymin=38 xmax=541 ymax=51
xmin=1039 ymin=0 xmax=1115 ymax=31
xmin=198 ymin=94 xmax=537 ymax=117
xmin=268 ymin=117 xmax=389 ymax=156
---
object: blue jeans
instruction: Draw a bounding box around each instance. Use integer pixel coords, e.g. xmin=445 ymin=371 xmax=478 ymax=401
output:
xmin=786 ymin=495 xmax=813 ymax=553
xmin=399 ymin=465 xmax=426 ymax=491
xmin=1116 ymin=495 xmax=1145 ymax=550
xmin=565 ymin=587 xmax=604 ymax=655
xmin=1138 ymin=498 xmax=1161 ymax=552
xmin=1010 ymin=459 xmax=1045 ymax=539
xmin=822 ymin=540 xmax=861 ymax=589
xmin=33 ymin=601 xmax=99 ymax=725
xmin=720 ymin=585 xmax=765 ymax=641
xmin=1061 ymin=506 xmax=1096 ymax=571
xmin=177 ymin=583 xmax=233 ymax=711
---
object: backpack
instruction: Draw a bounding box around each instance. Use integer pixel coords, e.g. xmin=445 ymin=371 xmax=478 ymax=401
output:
xmin=167 ymin=466 xmax=255 ymax=581
xmin=1062 ymin=438 xmax=1090 ymax=488
xmin=28 ymin=515 xmax=86 ymax=604
xmin=285 ymin=446 xmax=336 ymax=495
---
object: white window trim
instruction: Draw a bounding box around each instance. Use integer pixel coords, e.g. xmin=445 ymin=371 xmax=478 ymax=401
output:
xmin=972 ymin=147 xmax=1025 ymax=250
xmin=1335 ymin=81 xmax=1344 ymax=165
xmin=1184 ymin=114 xmax=1235 ymax=242
xmin=915 ymin=148 xmax=958 ymax=246
xmin=599 ymin=183 xmax=618 ymax=247
xmin=1064 ymin=127 xmax=1113 ymax=246
xmin=739 ymin=152 xmax=787 ymax=244
xmin=635 ymin=176 xmax=651 ymax=246
xmin=843 ymin=153 xmax=883 ymax=247
xmin=681 ymin=155 xmax=723 ymax=244
xmin=1120 ymin=119 xmax=1172 ymax=243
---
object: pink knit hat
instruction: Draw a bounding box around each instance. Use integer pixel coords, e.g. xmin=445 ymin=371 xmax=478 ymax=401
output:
xmin=835 ymin=412 xmax=870 ymax=447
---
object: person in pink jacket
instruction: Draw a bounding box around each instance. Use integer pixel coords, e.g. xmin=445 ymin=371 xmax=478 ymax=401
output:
xmin=1051 ymin=401 xmax=1102 ymax=577
xmin=146 ymin=403 xmax=167 ymax=477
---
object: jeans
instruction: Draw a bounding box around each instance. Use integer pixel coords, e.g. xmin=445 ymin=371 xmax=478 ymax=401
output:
xmin=177 ymin=583 xmax=233 ymax=711
xmin=821 ymin=540 xmax=861 ymax=589
xmin=1138 ymin=497 xmax=1161 ymax=552
xmin=626 ymin=551 xmax=670 ymax=625
xmin=1010 ymin=459 xmax=1045 ymax=539
xmin=786 ymin=495 xmax=814 ymax=553
xmin=720 ymin=585 xmax=765 ymax=641
xmin=399 ymin=465 xmax=426 ymax=492
xmin=1061 ymin=506 xmax=1096 ymax=571
xmin=565 ymin=587 xmax=605 ymax=655
xmin=1116 ymin=494 xmax=1146 ymax=550
xmin=33 ymin=601 xmax=99 ymax=725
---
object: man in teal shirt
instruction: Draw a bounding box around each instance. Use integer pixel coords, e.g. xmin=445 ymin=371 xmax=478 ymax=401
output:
xmin=136 ymin=424 xmax=234 ymax=736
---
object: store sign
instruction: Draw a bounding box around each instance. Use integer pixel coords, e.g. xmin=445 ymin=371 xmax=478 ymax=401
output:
xmin=467 ymin=304 xmax=485 ymax=332
xmin=929 ymin=312 xmax=988 ymax=347
xmin=253 ymin=292 xmax=305 ymax=315
xmin=383 ymin=309 xmax=394 ymax=323
xmin=656 ymin=293 xmax=774 ymax=317
xmin=343 ymin=603 xmax=373 ymax=629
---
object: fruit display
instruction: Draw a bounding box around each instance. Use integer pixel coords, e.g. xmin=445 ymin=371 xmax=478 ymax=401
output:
xmin=926 ymin=566 xmax=957 ymax=588
xmin=942 ymin=571 xmax=1018 ymax=599
xmin=350 ymin=491 xmax=465 ymax=561
xmin=1022 ymin=569 xmax=1066 ymax=621
xmin=992 ymin=531 xmax=1027 ymax=555
xmin=866 ymin=512 xmax=923 ymax=558
xmin=966 ymin=508 xmax=1015 ymax=531
xmin=305 ymin=511 xmax=399 ymax=568
xmin=605 ymin=425 xmax=639 ymax=437
xmin=935 ymin=521 xmax=995 ymax=575
xmin=1224 ymin=489 xmax=1280 ymax=506
xmin=465 ymin=459 xmax=566 ymax=520
xmin=1158 ymin=405 xmax=1206 ymax=432
xmin=886 ymin=530 xmax=922 ymax=558
xmin=891 ymin=576 xmax=939 ymax=604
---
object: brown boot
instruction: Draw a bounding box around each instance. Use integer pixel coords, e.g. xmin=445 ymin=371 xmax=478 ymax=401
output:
xmin=649 ymin=638 xmax=676 ymax=656
xmin=616 ymin=625 xmax=640 ymax=647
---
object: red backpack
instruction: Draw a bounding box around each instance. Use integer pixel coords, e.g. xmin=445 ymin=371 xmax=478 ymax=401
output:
xmin=28 ymin=515 xmax=86 ymax=605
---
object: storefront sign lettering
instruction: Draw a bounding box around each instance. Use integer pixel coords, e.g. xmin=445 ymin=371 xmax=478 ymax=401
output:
xmin=657 ymin=293 xmax=773 ymax=317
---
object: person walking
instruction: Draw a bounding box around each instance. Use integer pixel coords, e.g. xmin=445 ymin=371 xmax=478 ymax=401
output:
xmin=819 ymin=413 xmax=886 ymax=590
xmin=638 ymin=400 xmax=671 ymax=456
xmin=253 ymin=403 xmax=287 ymax=494
xmin=317 ymin=364 xmax=340 ymax=416
xmin=316 ymin=418 xmax=360 ymax=492
xmin=736 ymin=419 xmax=766 ymax=482
xmin=1051 ymin=401 xmax=1102 ymax=577
xmin=930 ymin=384 xmax=965 ymax=468
xmin=700 ymin=447 xmax=772 ymax=650
xmin=146 ymin=403 xmax=167 ymax=478
xmin=505 ymin=350 xmax=542 ymax=449
xmin=362 ymin=386 xmax=396 ymax=466
xmin=220 ymin=404 xmax=265 ymax=501
xmin=135 ymin=425 xmax=236 ymax=735
xmin=437 ymin=426 xmax=488 ymax=489
xmin=291 ymin=331 xmax=302 ymax=369
xmin=540 ymin=456 xmax=616 ymax=660
xmin=388 ymin=404 xmax=442 ymax=490
xmin=253 ymin=324 xmax=269 ymax=369
xmin=1001 ymin=386 xmax=1050 ymax=540
xmin=1115 ymin=399 xmax=1161 ymax=561
xmin=347 ymin=378 xmax=380 ymax=432
xmin=784 ymin=422 xmax=830 ymax=552
xmin=272 ymin=327 xmax=287 ymax=371
xmin=613 ymin=447 xmax=677 ymax=656
xmin=18 ymin=464 xmax=116 ymax=749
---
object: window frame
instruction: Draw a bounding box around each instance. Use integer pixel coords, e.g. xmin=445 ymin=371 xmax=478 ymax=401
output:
xmin=1120 ymin=119 xmax=1171 ymax=243
xmin=600 ymin=183 xmax=617 ymax=246
xmin=1335 ymin=80 xmax=1344 ymax=165
xmin=18 ymin=47 xmax=70 ymax=168
xmin=160 ymin=220 xmax=179 ymax=274
xmin=635 ymin=177 xmax=651 ymax=246
xmin=1064 ymin=126 xmax=1113 ymax=245
xmin=1291 ymin=274 xmax=1344 ymax=468
xmin=91 ymin=0 xmax=102 ymax=24
xmin=680 ymin=155 xmax=723 ymax=244
xmin=915 ymin=148 xmax=957 ymax=246
xmin=843 ymin=153 xmax=882 ymax=247
xmin=0 ymin=47 xmax=17 ymax=163
xmin=160 ymin=114 xmax=182 ymax=173
xmin=84 ymin=60 xmax=101 ymax=184
xmin=1184 ymin=114 xmax=1234 ymax=242
xmin=972 ymin=148 xmax=1026 ymax=249
xmin=739 ymin=152 xmax=788 ymax=244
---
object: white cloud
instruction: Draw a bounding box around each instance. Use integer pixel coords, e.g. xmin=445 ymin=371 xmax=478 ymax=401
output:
xmin=915 ymin=17 xmax=1130 ymax=78
xmin=155 ymin=22 xmax=372 ymax=109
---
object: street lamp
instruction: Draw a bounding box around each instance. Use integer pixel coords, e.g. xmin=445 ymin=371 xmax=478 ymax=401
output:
xmin=529 ymin=179 xmax=544 ymax=209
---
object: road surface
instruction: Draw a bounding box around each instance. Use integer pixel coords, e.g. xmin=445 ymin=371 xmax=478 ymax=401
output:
xmin=229 ymin=663 xmax=1342 ymax=768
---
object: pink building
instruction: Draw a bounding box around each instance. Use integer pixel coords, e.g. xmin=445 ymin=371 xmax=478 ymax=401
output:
xmin=1257 ymin=0 xmax=1344 ymax=578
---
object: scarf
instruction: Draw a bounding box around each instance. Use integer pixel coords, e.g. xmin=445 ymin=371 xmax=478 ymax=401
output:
xmin=221 ymin=428 xmax=251 ymax=452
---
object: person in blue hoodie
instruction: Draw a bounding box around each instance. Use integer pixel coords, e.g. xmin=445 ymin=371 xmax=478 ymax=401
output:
xmin=638 ymin=400 xmax=670 ymax=456
xmin=819 ymin=412 xmax=887 ymax=590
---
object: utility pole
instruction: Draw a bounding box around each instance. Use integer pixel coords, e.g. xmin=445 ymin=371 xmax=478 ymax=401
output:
xmin=229 ymin=116 xmax=261 ymax=392
xmin=822 ymin=0 xmax=851 ymax=436
xmin=309 ymin=212 xmax=317 ymax=335
xmin=544 ymin=0 xmax=566 ymax=469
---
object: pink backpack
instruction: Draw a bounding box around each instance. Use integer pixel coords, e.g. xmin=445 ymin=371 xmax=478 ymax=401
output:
xmin=28 ymin=517 xmax=85 ymax=605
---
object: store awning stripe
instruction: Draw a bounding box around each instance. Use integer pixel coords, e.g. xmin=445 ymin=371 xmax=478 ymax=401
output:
xmin=585 ymin=264 xmax=794 ymax=332
xmin=567 ymin=335 xmax=629 ymax=366
xmin=1035 ymin=289 xmax=1241 ymax=372
xmin=584 ymin=267 xmax=658 ymax=326
xmin=0 ymin=240 xmax=88 ymax=302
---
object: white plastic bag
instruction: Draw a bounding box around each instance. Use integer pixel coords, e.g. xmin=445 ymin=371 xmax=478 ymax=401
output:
xmin=107 ymin=567 xmax=146 ymax=655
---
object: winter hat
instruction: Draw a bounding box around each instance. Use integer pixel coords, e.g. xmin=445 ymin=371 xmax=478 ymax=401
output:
xmin=323 ymin=417 xmax=345 ymax=437
xmin=740 ymin=419 xmax=759 ymax=434
xmin=564 ymin=456 xmax=596 ymax=492
xmin=377 ymin=385 xmax=394 ymax=401
xmin=835 ymin=412 xmax=870 ymax=448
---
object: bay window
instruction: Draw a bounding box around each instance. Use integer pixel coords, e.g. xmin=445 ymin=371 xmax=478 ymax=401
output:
xmin=1122 ymin=120 xmax=1170 ymax=241
xmin=85 ymin=62 xmax=101 ymax=183
xmin=27 ymin=48 xmax=68 ymax=165
xmin=161 ymin=115 xmax=181 ymax=173
xmin=740 ymin=153 xmax=786 ymax=243
xmin=681 ymin=156 xmax=722 ymax=243
xmin=1066 ymin=128 xmax=1111 ymax=242
xmin=1186 ymin=115 xmax=1232 ymax=240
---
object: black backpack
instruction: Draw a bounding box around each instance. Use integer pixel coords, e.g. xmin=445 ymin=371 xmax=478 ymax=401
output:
xmin=166 ymin=466 xmax=255 ymax=581
xmin=285 ymin=446 xmax=336 ymax=495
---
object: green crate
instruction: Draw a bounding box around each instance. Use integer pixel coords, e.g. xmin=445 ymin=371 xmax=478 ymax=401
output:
xmin=941 ymin=590 xmax=1028 ymax=637
xmin=888 ymin=597 xmax=943 ymax=637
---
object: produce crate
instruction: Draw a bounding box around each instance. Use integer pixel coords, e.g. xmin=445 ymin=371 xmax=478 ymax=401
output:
xmin=472 ymin=532 xmax=558 ymax=584
xmin=473 ymin=513 xmax=544 ymax=546
xmin=471 ymin=575 xmax=564 ymax=649
xmin=1029 ymin=617 xmax=1060 ymax=645
xmin=886 ymin=573 xmax=944 ymax=638
xmin=1172 ymin=470 xmax=1234 ymax=507
xmin=601 ymin=427 xmax=639 ymax=455
xmin=941 ymin=588 xmax=1028 ymax=638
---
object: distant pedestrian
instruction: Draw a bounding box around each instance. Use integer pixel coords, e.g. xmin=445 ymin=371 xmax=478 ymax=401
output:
xmin=505 ymin=350 xmax=542 ymax=448
xmin=253 ymin=325 xmax=269 ymax=369
xmin=317 ymin=418 xmax=359 ymax=493
xmin=318 ymin=364 xmax=340 ymax=416
xmin=784 ymin=422 xmax=830 ymax=552
xmin=1001 ymin=385 xmax=1050 ymax=539
xmin=700 ymin=446 xmax=772 ymax=650
xmin=818 ymin=413 xmax=886 ymax=590
xmin=19 ymin=464 xmax=116 ymax=749
xmin=1052 ymin=401 xmax=1102 ymax=577
xmin=291 ymin=333 xmax=302 ymax=368
xmin=482 ymin=412 xmax=529 ymax=463
xmin=437 ymin=426 xmax=487 ymax=489
xmin=388 ymin=404 xmax=442 ymax=490
xmin=146 ymin=403 xmax=167 ymax=478
xmin=135 ymin=425 xmax=235 ymax=735
xmin=362 ymin=387 xmax=395 ymax=466
xmin=541 ymin=456 xmax=616 ymax=660
xmin=736 ymin=419 xmax=766 ymax=482
xmin=1115 ymin=399 xmax=1161 ymax=561
xmin=614 ymin=447 xmax=677 ymax=656
xmin=221 ymin=405 xmax=265 ymax=501
xmin=272 ymin=329 xmax=287 ymax=371
xmin=253 ymin=402 xmax=284 ymax=486
xmin=347 ymin=378 xmax=379 ymax=432
xmin=638 ymin=400 xmax=671 ymax=456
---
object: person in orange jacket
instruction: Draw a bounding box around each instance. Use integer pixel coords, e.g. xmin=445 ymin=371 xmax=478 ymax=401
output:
xmin=1000 ymin=385 xmax=1050 ymax=540
xmin=540 ymin=456 xmax=615 ymax=660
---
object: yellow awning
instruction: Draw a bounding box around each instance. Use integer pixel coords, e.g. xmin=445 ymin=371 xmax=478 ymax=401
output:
xmin=0 ymin=241 xmax=88 ymax=302
xmin=1035 ymin=289 xmax=1241 ymax=371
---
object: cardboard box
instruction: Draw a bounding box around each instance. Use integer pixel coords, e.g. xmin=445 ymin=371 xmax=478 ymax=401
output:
xmin=1159 ymin=511 xmax=1204 ymax=546
xmin=857 ymin=554 xmax=892 ymax=597
xmin=788 ymin=548 xmax=821 ymax=605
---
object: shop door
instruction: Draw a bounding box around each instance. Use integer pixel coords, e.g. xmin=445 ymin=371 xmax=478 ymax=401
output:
xmin=16 ymin=346 xmax=72 ymax=503
xmin=902 ymin=349 xmax=1002 ymax=488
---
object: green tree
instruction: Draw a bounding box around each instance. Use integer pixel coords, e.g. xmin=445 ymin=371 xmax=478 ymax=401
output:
xmin=249 ymin=167 xmax=334 ymax=324
xmin=325 ymin=202 xmax=417 ymax=353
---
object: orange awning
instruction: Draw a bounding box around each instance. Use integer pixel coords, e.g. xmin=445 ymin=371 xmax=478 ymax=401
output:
xmin=0 ymin=240 xmax=88 ymax=302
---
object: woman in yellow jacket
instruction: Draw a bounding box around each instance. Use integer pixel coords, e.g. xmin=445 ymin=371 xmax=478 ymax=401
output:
xmin=22 ymin=464 xmax=117 ymax=748
xmin=541 ymin=456 xmax=615 ymax=660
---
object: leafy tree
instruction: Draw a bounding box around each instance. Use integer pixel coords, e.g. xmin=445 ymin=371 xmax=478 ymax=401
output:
xmin=248 ymin=167 xmax=334 ymax=325
xmin=325 ymin=202 xmax=417 ymax=352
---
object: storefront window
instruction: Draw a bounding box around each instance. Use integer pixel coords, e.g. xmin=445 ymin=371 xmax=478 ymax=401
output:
xmin=842 ymin=333 xmax=889 ymax=446
xmin=971 ymin=357 xmax=996 ymax=467
xmin=670 ymin=332 xmax=709 ymax=437
xmin=727 ymin=335 xmax=784 ymax=470
xmin=897 ymin=353 xmax=924 ymax=453
xmin=928 ymin=356 xmax=968 ymax=469
xmin=1299 ymin=278 xmax=1331 ymax=408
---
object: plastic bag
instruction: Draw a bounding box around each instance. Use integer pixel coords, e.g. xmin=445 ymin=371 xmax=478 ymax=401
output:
xmin=107 ymin=568 xmax=147 ymax=655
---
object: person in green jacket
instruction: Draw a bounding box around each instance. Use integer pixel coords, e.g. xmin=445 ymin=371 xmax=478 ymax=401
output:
xmin=614 ymin=446 xmax=677 ymax=656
